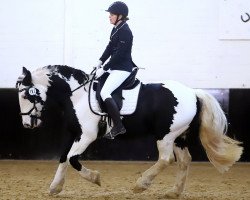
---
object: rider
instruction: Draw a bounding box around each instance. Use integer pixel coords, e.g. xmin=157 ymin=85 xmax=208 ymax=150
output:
xmin=94 ymin=1 xmax=135 ymax=139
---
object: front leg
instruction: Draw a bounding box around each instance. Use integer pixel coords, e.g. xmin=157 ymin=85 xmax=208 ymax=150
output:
xmin=49 ymin=134 xmax=75 ymax=195
xmin=69 ymin=154 xmax=101 ymax=186
xmin=67 ymin=134 xmax=101 ymax=186
xmin=50 ymin=162 xmax=68 ymax=195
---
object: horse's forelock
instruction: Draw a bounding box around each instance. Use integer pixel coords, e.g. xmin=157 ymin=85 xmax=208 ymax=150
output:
xmin=31 ymin=67 xmax=51 ymax=88
xmin=16 ymin=74 xmax=25 ymax=88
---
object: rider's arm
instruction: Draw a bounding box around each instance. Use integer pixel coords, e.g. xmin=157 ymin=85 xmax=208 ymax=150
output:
xmin=100 ymin=41 xmax=112 ymax=64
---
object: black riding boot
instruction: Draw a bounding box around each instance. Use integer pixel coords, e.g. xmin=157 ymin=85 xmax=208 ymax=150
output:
xmin=103 ymin=98 xmax=126 ymax=139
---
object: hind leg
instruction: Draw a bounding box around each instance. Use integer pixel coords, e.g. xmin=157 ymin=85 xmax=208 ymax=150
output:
xmin=134 ymin=126 xmax=188 ymax=193
xmin=165 ymin=144 xmax=191 ymax=198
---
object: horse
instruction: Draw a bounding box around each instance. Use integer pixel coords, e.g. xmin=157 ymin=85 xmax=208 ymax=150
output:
xmin=16 ymin=65 xmax=243 ymax=198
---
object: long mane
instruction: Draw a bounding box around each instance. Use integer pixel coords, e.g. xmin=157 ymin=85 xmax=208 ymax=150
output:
xmin=31 ymin=65 xmax=90 ymax=87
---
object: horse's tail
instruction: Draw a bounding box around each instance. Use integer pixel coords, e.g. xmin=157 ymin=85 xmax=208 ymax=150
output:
xmin=195 ymin=89 xmax=243 ymax=173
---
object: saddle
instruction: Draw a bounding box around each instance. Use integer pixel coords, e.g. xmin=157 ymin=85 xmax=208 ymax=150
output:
xmin=90 ymin=68 xmax=141 ymax=115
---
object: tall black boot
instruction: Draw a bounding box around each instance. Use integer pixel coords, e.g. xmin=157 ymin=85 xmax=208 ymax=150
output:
xmin=103 ymin=98 xmax=126 ymax=139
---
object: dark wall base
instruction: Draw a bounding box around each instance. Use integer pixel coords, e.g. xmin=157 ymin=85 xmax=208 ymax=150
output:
xmin=228 ymin=89 xmax=250 ymax=161
xmin=0 ymin=88 xmax=248 ymax=161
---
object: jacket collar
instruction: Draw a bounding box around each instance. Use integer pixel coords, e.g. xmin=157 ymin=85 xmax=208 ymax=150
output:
xmin=114 ymin=21 xmax=126 ymax=29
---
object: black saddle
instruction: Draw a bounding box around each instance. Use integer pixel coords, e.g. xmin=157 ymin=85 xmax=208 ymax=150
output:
xmin=93 ymin=68 xmax=140 ymax=113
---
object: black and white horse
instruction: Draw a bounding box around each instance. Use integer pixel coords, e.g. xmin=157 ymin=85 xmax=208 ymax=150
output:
xmin=16 ymin=65 xmax=242 ymax=198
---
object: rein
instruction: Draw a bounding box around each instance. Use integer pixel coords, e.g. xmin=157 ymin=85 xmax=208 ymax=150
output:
xmin=87 ymin=68 xmax=107 ymax=116
xmin=71 ymin=84 xmax=87 ymax=93
xmin=69 ymin=68 xmax=106 ymax=116
xmin=71 ymin=69 xmax=95 ymax=93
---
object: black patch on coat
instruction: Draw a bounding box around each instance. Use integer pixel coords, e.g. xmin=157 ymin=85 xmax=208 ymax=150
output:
xmin=44 ymin=72 xmax=82 ymax=142
xmin=69 ymin=155 xmax=82 ymax=171
xmin=120 ymin=83 xmax=178 ymax=140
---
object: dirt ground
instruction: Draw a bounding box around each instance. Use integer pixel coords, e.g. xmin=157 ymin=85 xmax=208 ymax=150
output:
xmin=0 ymin=160 xmax=249 ymax=200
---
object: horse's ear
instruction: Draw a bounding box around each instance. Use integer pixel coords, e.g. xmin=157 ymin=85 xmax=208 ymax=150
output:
xmin=22 ymin=67 xmax=32 ymax=86
xmin=22 ymin=66 xmax=29 ymax=75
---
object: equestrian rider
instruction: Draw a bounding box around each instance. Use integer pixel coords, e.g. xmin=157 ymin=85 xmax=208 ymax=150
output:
xmin=94 ymin=1 xmax=135 ymax=139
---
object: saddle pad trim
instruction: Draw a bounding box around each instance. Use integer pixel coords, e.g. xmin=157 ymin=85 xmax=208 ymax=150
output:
xmin=90 ymin=83 xmax=141 ymax=116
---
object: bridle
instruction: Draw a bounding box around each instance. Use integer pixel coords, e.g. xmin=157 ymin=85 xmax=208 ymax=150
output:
xmin=18 ymin=86 xmax=43 ymax=128
xmin=20 ymin=102 xmax=41 ymax=128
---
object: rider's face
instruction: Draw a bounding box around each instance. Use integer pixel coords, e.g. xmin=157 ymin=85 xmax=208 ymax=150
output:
xmin=109 ymin=13 xmax=117 ymax=25
xmin=109 ymin=13 xmax=122 ymax=25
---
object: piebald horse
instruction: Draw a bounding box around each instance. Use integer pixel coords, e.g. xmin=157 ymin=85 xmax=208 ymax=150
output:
xmin=16 ymin=65 xmax=242 ymax=198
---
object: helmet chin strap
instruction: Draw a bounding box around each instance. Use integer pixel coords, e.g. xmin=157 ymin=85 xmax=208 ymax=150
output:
xmin=114 ymin=14 xmax=123 ymax=26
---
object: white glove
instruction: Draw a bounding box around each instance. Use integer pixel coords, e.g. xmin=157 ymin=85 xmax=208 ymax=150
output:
xmin=93 ymin=60 xmax=103 ymax=69
xmin=95 ymin=68 xmax=105 ymax=78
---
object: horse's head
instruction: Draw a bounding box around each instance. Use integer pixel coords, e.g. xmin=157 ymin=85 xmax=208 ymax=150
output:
xmin=16 ymin=67 xmax=48 ymax=129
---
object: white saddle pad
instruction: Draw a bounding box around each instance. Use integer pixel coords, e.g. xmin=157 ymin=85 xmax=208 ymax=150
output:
xmin=90 ymin=82 xmax=141 ymax=115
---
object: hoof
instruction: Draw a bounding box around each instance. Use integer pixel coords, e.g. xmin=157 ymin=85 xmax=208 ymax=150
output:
xmin=133 ymin=185 xmax=147 ymax=193
xmin=165 ymin=189 xmax=181 ymax=199
xmin=49 ymin=187 xmax=62 ymax=195
xmin=133 ymin=177 xmax=150 ymax=193
xmin=92 ymin=170 xmax=101 ymax=186
xmin=49 ymin=179 xmax=65 ymax=195
xmin=80 ymin=169 xmax=101 ymax=186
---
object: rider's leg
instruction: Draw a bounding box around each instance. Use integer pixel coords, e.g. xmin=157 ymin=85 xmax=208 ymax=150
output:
xmin=101 ymin=70 xmax=130 ymax=139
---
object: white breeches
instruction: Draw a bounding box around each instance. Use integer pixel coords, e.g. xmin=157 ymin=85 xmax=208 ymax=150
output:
xmin=100 ymin=70 xmax=130 ymax=100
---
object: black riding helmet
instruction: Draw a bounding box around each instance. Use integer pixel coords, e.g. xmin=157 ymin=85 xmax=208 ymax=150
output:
xmin=106 ymin=1 xmax=129 ymax=20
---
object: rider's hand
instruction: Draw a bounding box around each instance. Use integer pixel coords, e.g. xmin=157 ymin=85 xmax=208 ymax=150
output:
xmin=93 ymin=60 xmax=102 ymax=69
xmin=95 ymin=67 xmax=105 ymax=78
xmin=103 ymin=63 xmax=110 ymax=71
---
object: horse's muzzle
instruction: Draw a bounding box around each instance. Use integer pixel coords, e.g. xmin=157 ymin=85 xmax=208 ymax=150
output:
xmin=23 ymin=123 xmax=33 ymax=129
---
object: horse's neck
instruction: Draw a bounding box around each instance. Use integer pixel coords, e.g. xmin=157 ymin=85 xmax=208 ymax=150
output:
xmin=48 ymin=70 xmax=93 ymax=113
xmin=65 ymin=76 xmax=87 ymax=92
xmin=70 ymin=81 xmax=89 ymax=105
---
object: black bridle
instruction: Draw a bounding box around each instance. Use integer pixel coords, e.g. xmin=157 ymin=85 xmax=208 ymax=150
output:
xmin=18 ymin=87 xmax=43 ymax=128
xmin=19 ymin=102 xmax=41 ymax=128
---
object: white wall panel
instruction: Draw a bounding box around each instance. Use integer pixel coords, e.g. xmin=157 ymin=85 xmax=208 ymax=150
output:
xmin=0 ymin=0 xmax=64 ymax=88
xmin=0 ymin=0 xmax=249 ymax=88
xmin=219 ymin=0 xmax=250 ymax=39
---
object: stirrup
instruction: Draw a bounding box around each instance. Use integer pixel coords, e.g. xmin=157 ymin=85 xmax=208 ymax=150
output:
xmin=103 ymin=126 xmax=126 ymax=140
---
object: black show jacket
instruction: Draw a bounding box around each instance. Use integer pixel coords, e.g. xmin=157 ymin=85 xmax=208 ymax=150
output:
xmin=100 ymin=21 xmax=135 ymax=72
